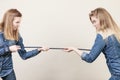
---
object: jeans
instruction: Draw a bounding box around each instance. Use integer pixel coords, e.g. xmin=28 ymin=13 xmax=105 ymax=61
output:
xmin=109 ymin=75 xmax=120 ymax=80
xmin=1 ymin=70 xmax=16 ymax=80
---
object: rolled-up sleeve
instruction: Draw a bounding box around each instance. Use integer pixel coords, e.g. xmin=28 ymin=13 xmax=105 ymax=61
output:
xmin=81 ymin=34 xmax=106 ymax=63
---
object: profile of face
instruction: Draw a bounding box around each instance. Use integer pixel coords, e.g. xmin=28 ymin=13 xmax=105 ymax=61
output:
xmin=90 ymin=16 xmax=100 ymax=30
xmin=12 ymin=17 xmax=21 ymax=30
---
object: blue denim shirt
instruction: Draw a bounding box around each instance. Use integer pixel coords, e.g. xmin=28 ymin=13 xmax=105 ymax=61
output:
xmin=0 ymin=32 xmax=41 ymax=77
xmin=81 ymin=34 xmax=120 ymax=76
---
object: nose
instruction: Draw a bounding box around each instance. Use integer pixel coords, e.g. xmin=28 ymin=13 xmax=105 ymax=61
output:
xmin=17 ymin=23 xmax=20 ymax=27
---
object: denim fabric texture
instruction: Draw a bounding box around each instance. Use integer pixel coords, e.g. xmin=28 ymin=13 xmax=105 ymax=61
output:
xmin=0 ymin=32 xmax=41 ymax=77
xmin=81 ymin=34 xmax=120 ymax=78
xmin=1 ymin=70 xmax=16 ymax=80
xmin=109 ymin=75 xmax=120 ymax=80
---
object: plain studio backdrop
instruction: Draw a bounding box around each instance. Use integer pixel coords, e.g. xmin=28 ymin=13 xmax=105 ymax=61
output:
xmin=0 ymin=0 xmax=120 ymax=80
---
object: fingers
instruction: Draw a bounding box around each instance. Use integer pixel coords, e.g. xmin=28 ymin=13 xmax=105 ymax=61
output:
xmin=43 ymin=47 xmax=49 ymax=51
xmin=39 ymin=47 xmax=49 ymax=51
xmin=39 ymin=47 xmax=74 ymax=52
xmin=16 ymin=45 xmax=21 ymax=50
xmin=9 ymin=45 xmax=21 ymax=52
xmin=63 ymin=47 xmax=74 ymax=52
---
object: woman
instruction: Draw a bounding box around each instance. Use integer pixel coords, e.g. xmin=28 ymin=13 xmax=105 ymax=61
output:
xmin=0 ymin=9 xmax=49 ymax=80
xmin=64 ymin=7 xmax=120 ymax=80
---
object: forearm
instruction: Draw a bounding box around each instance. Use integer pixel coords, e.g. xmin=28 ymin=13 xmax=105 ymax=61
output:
xmin=18 ymin=49 xmax=41 ymax=60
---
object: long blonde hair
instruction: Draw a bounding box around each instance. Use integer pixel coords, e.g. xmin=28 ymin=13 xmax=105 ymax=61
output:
xmin=0 ymin=9 xmax=22 ymax=41
xmin=89 ymin=7 xmax=120 ymax=42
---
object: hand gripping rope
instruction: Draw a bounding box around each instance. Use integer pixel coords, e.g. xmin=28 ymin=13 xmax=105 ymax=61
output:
xmin=25 ymin=46 xmax=90 ymax=51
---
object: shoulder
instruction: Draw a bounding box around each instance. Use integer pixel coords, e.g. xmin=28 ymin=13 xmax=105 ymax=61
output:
xmin=0 ymin=25 xmax=3 ymax=34
xmin=0 ymin=31 xmax=3 ymax=35
xmin=0 ymin=32 xmax=4 ymax=40
xmin=95 ymin=33 xmax=105 ymax=43
xmin=96 ymin=33 xmax=104 ymax=39
xmin=18 ymin=33 xmax=23 ymax=41
xmin=94 ymin=33 xmax=106 ymax=45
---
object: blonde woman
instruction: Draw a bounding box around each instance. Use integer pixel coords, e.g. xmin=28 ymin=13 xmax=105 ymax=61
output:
xmin=64 ymin=7 xmax=120 ymax=80
xmin=0 ymin=9 xmax=49 ymax=80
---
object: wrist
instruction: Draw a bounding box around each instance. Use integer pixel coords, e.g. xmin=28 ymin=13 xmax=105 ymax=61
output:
xmin=37 ymin=49 xmax=41 ymax=53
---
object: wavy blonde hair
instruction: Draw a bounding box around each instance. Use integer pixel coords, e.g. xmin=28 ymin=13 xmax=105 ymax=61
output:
xmin=89 ymin=7 xmax=120 ymax=42
xmin=0 ymin=9 xmax=22 ymax=41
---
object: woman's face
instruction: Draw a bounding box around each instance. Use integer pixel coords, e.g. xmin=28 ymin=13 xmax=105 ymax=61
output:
xmin=13 ymin=17 xmax=21 ymax=30
xmin=91 ymin=16 xmax=100 ymax=30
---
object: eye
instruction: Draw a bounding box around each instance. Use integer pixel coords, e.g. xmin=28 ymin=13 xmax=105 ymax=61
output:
xmin=16 ymin=21 xmax=20 ymax=23
xmin=92 ymin=20 xmax=96 ymax=24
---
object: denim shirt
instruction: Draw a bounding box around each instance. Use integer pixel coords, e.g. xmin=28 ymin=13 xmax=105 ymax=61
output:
xmin=0 ymin=32 xmax=41 ymax=77
xmin=81 ymin=34 xmax=120 ymax=76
